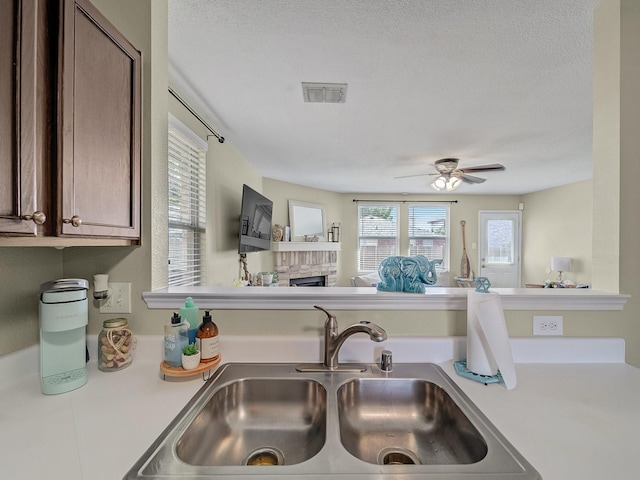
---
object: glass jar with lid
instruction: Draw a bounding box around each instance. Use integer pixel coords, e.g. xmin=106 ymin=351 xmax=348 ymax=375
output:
xmin=98 ymin=318 xmax=135 ymax=372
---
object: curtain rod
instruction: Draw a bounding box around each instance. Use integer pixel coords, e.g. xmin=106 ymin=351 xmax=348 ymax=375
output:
xmin=168 ymin=86 xmax=225 ymax=143
xmin=353 ymin=199 xmax=458 ymax=204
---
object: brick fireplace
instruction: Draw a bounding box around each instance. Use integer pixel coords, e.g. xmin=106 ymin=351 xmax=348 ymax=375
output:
xmin=275 ymin=250 xmax=337 ymax=287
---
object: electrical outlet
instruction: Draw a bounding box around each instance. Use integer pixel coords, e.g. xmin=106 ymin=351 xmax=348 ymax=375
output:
xmin=533 ymin=315 xmax=563 ymax=336
xmin=99 ymin=282 xmax=132 ymax=314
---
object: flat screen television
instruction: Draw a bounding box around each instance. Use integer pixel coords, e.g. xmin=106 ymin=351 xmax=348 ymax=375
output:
xmin=238 ymin=184 xmax=273 ymax=253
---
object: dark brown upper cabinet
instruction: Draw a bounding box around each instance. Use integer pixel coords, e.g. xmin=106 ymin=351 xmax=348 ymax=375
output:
xmin=0 ymin=0 xmax=142 ymax=245
xmin=57 ymin=0 xmax=141 ymax=240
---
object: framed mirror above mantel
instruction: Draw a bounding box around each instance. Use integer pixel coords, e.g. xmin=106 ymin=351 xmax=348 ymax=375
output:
xmin=288 ymin=200 xmax=326 ymax=241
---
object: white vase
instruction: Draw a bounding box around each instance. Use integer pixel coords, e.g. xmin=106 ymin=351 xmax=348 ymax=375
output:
xmin=181 ymin=351 xmax=201 ymax=370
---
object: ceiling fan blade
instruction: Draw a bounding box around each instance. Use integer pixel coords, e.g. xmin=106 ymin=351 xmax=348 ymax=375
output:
xmin=458 ymin=163 xmax=505 ymax=173
xmin=393 ymin=173 xmax=432 ymax=179
xmin=434 ymin=158 xmax=459 ymax=174
xmin=457 ymin=173 xmax=487 ymax=184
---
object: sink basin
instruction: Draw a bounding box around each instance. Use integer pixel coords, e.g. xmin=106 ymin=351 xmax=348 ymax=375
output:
xmin=337 ymin=378 xmax=487 ymax=465
xmin=125 ymin=363 xmax=541 ymax=479
xmin=177 ymin=378 xmax=326 ymax=466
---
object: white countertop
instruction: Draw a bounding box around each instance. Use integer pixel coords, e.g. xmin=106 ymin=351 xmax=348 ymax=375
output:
xmin=0 ymin=335 xmax=638 ymax=480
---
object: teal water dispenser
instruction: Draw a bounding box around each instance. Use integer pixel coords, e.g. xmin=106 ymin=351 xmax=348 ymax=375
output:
xmin=39 ymin=279 xmax=89 ymax=395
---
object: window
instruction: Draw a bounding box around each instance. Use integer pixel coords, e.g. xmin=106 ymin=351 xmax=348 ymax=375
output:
xmin=408 ymin=205 xmax=449 ymax=272
xmin=358 ymin=204 xmax=399 ymax=272
xmin=485 ymin=219 xmax=514 ymax=264
xmin=168 ymin=115 xmax=207 ymax=286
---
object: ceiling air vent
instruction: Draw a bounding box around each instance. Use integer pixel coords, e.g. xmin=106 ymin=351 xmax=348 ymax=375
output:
xmin=302 ymin=82 xmax=347 ymax=103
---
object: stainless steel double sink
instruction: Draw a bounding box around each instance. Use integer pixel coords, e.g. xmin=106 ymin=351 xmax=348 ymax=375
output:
xmin=125 ymin=363 xmax=541 ymax=479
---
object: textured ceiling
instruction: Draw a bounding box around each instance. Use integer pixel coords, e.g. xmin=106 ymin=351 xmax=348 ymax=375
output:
xmin=168 ymin=0 xmax=599 ymax=195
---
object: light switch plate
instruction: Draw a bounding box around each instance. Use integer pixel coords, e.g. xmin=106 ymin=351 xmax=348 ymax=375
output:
xmin=99 ymin=282 xmax=132 ymax=314
xmin=533 ymin=315 xmax=563 ymax=336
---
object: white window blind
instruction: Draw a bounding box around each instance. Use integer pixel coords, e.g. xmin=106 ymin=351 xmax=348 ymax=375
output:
xmin=408 ymin=205 xmax=449 ymax=272
xmin=358 ymin=204 xmax=399 ymax=272
xmin=168 ymin=117 xmax=207 ymax=286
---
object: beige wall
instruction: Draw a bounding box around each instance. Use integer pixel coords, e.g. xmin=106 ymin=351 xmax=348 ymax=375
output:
xmin=617 ymin=0 xmax=640 ymax=368
xmin=0 ymin=248 xmax=62 ymax=354
xmin=169 ymin=95 xmax=268 ymax=286
xmin=262 ymin=178 xmax=347 ymax=281
xmin=338 ymin=193 xmax=524 ymax=285
xmin=256 ymin=182 xmax=596 ymax=289
xmin=207 ymin=141 xmax=267 ymax=285
xmin=3 ymin=0 xmax=640 ymax=369
xmin=260 ymin=184 xmax=530 ymax=286
xmin=593 ymin=0 xmax=640 ymax=366
xmin=521 ymin=180 xmax=593 ymax=286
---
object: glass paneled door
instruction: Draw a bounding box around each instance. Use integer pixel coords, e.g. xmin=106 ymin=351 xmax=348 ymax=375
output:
xmin=478 ymin=211 xmax=522 ymax=288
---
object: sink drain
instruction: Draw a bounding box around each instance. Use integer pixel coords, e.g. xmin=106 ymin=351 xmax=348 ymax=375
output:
xmin=378 ymin=447 xmax=421 ymax=465
xmin=243 ymin=447 xmax=285 ymax=466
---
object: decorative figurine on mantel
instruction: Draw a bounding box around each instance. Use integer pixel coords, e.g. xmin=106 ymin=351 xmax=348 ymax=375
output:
xmin=376 ymin=255 xmax=442 ymax=293
xmin=272 ymin=224 xmax=284 ymax=242
xmin=473 ymin=276 xmax=492 ymax=293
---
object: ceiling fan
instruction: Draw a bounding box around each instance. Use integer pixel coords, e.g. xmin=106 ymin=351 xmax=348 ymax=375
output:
xmin=395 ymin=158 xmax=505 ymax=191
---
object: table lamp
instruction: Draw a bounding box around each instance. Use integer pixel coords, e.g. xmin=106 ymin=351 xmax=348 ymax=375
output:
xmin=551 ymin=257 xmax=572 ymax=284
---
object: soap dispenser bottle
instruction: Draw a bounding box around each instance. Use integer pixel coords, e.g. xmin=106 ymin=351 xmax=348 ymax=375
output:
xmin=180 ymin=297 xmax=199 ymax=344
xmin=164 ymin=312 xmax=188 ymax=367
xmin=197 ymin=310 xmax=220 ymax=363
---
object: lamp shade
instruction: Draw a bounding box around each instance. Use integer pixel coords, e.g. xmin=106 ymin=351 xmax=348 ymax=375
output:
xmin=551 ymin=257 xmax=572 ymax=272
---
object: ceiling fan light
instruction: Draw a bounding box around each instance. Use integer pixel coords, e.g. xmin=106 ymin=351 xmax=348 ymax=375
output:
xmin=431 ymin=176 xmax=447 ymax=191
xmin=446 ymin=177 xmax=462 ymax=191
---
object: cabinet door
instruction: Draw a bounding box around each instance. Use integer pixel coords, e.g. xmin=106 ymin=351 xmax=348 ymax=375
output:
xmin=0 ymin=0 xmax=40 ymax=235
xmin=58 ymin=0 xmax=141 ymax=239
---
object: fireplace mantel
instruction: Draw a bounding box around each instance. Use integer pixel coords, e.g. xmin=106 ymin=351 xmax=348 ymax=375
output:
xmin=271 ymin=241 xmax=341 ymax=252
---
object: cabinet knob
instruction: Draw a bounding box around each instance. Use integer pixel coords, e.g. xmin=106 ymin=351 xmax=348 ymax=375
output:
xmin=21 ymin=211 xmax=47 ymax=225
xmin=63 ymin=215 xmax=82 ymax=227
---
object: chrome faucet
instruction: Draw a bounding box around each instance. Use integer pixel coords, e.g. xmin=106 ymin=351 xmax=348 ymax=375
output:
xmin=315 ymin=305 xmax=387 ymax=371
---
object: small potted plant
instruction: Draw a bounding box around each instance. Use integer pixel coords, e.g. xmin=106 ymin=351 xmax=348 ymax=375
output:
xmin=181 ymin=343 xmax=200 ymax=370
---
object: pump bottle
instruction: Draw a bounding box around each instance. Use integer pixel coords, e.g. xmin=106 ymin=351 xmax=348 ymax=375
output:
xmin=164 ymin=312 xmax=188 ymax=367
xmin=197 ymin=311 xmax=220 ymax=363
xmin=180 ymin=297 xmax=199 ymax=344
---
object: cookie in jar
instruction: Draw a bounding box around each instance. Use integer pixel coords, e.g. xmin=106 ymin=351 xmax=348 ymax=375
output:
xmin=98 ymin=318 xmax=136 ymax=371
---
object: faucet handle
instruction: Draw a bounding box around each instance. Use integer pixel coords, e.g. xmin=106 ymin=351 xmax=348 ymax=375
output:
xmin=380 ymin=350 xmax=393 ymax=372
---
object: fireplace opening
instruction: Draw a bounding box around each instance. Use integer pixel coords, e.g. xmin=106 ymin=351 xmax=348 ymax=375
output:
xmin=290 ymin=276 xmax=327 ymax=287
